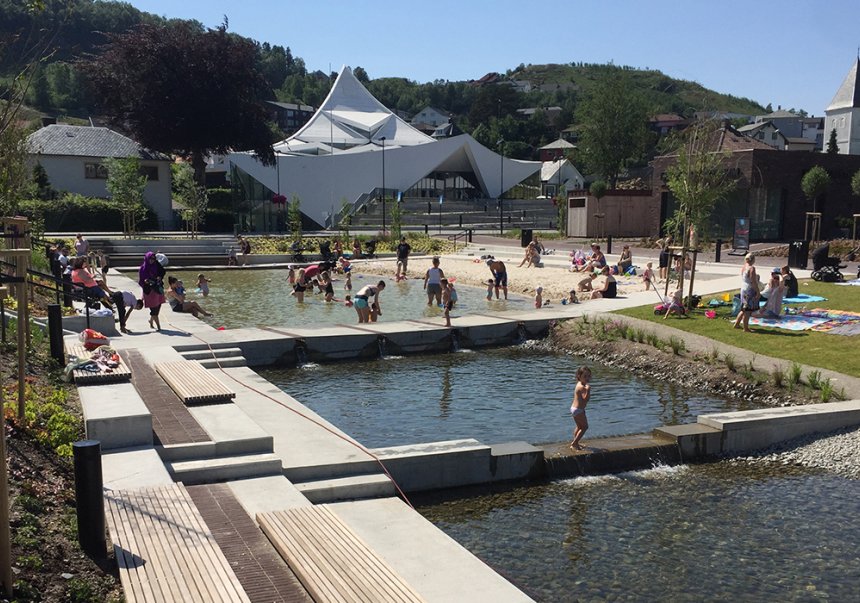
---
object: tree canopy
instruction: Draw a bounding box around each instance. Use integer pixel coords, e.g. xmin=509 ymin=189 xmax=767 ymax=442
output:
xmin=826 ymin=128 xmax=839 ymax=154
xmin=576 ymin=72 xmax=650 ymax=186
xmin=81 ymin=20 xmax=275 ymax=182
xmin=801 ymin=166 xmax=830 ymax=212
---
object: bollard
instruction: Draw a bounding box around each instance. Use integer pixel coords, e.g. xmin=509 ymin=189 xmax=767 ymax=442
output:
xmin=424 ymin=224 xmax=429 ymax=235
xmin=73 ymin=440 xmax=106 ymax=559
xmin=606 ymin=235 xmax=612 ymax=254
xmin=48 ymin=304 xmax=64 ymax=364
xmin=715 ymin=239 xmax=722 ymax=263
xmin=468 ymin=229 xmax=473 ymax=243
xmin=459 ymin=214 xmax=462 ymax=228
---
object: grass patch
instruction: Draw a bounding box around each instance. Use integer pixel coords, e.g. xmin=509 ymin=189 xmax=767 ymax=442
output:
xmin=615 ymin=280 xmax=860 ymax=377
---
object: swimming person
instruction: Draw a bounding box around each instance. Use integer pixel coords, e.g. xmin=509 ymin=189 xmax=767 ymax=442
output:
xmin=196 ymin=273 xmax=211 ymax=296
xmin=354 ymin=280 xmax=385 ymax=323
xmin=570 ymin=366 xmax=591 ymax=450
xmin=423 ymin=257 xmax=445 ymax=306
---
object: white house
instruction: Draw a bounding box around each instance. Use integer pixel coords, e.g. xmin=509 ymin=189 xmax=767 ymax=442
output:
xmin=737 ymin=121 xmax=787 ymax=149
xmin=26 ymin=124 xmax=174 ymax=227
xmin=540 ymin=159 xmax=584 ymax=197
xmin=824 ymin=57 xmax=860 ymax=155
xmin=410 ymin=106 xmax=450 ymax=128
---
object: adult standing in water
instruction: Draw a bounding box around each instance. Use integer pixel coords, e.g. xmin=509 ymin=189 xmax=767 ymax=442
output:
xmin=354 ymin=280 xmax=385 ymax=323
xmin=486 ymin=258 xmax=508 ymax=300
xmin=423 ymin=257 xmax=445 ymax=306
xmin=138 ymin=251 xmax=165 ymax=330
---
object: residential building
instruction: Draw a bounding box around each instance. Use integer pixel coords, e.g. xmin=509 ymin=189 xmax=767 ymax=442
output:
xmin=824 ymin=57 xmax=860 ymax=155
xmin=268 ymin=101 xmax=315 ymax=135
xmin=648 ymin=114 xmax=690 ymax=136
xmin=26 ymin=124 xmax=174 ymax=228
xmin=516 ymin=106 xmax=563 ymax=125
xmin=540 ymin=159 xmax=584 ymax=197
xmin=538 ymin=138 xmax=576 ymax=162
xmin=737 ymin=121 xmax=787 ymax=149
xmin=410 ymin=107 xmax=450 ymax=128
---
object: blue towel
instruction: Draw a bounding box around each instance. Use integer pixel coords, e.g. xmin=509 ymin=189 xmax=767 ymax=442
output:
xmin=782 ymin=294 xmax=826 ymax=304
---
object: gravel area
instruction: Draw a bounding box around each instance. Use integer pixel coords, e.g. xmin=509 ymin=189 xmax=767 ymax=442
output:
xmin=730 ymin=426 xmax=860 ymax=480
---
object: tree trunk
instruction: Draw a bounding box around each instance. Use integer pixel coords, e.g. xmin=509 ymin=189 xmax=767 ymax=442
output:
xmin=191 ymin=151 xmax=207 ymax=187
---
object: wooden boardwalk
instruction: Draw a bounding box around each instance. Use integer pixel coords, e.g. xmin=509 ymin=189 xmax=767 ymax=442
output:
xmin=105 ymin=483 xmax=250 ymax=602
xmin=155 ymin=360 xmax=235 ymax=405
xmin=66 ymin=344 xmax=132 ymax=384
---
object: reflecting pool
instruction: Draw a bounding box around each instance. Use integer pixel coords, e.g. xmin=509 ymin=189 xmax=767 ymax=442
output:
xmin=161 ymin=268 xmax=529 ymax=329
xmin=417 ymin=461 xmax=860 ymax=601
xmin=261 ymin=346 xmax=759 ymax=447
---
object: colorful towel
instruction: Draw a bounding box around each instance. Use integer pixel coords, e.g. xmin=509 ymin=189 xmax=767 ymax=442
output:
xmin=782 ymin=294 xmax=827 ymax=303
xmin=806 ymin=309 xmax=860 ymax=334
xmin=748 ymin=315 xmax=830 ymax=331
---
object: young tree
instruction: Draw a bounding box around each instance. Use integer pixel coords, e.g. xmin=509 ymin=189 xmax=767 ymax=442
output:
xmin=288 ymin=194 xmax=303 ymax=242
xmin=589 ymin=180 xmax=607 ymax=238
xmin=104 ymin=157 xmax=148 ymax=237
xmin=576 ymin=71 xmax=649 ymax=187
xmin=801 ymin=166 xmax=830 ymax=213
xmin=81 ymin=20 xmax=275 ymax=184
xmin=852 ymin=169 xmax=860 ymax=198
xmin=172 ymin=163 xmax=208 ymax=239
xmin=389 ymin=195 xmax=403 ymax=242
xmin=826 ymin=128 xmax=840 ymax=154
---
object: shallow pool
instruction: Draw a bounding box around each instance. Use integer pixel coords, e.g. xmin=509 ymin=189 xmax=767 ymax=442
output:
xmin=162 ymin=269 xmax=529 ymax=329
xmin=261 ymin=346 xmax=757 ymax=447
xmin=417 ymin=461 xmax=860 ymax=601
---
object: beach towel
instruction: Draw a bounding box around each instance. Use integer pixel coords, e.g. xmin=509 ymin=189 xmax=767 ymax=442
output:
xmin=781 ymin=294 xmax=827 ymax=303
xmin=806 ymin=309 xmax=860 ymax=334
xmin=748 ymin=315 xmax=830 ymax=331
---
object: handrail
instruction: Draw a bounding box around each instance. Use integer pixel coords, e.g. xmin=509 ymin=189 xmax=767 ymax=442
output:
xmin=446 ymin=229 xmax=473 ymax=250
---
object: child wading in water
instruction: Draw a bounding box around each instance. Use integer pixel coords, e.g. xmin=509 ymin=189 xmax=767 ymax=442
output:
xmin=570 ymin=366 xmax=591 ymax=450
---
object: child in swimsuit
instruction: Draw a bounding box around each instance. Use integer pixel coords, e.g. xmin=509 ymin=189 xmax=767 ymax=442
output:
xmin=570 ymin=366 xmax=591 ymax=450
xmin=534 ymin=286 xmax=543 ymax=309
xmin=196 ymin=273 xmax=211 ymax=297
xmin=486 ymin=279 xmax=495 ymax=300
xmin=441 ymin=279 xmax=453 ymax=327
xmin=642 ymin=262 xmax=654 ymax=290
xmin=287 ymin=266 xmax=296 ymax=285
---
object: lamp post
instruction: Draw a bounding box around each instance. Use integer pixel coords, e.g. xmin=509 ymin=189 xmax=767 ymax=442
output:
xmin=380 ymin=136 xmax=386 ymax=235
xmin=498 ymin=138 xmax=504 ymax=235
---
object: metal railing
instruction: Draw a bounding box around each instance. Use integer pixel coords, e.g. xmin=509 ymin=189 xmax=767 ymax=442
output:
xmin=446 ymin=229 xmax=474 ymax=250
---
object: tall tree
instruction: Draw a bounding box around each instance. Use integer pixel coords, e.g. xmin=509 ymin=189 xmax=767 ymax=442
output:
xmin=801 ymin=166 xmax=830 ymax=214
xmin=104 ymin=157 xmax=148 ymax=236
xmin=172 ymin=163 xmax=208 ymax=238
xmin=826 ymin=128 xmax=839 ymax=154
xmin=81 ymin=20 xmax=275 ymax=184
xmin=576 ymin=71 xmax=649 ymax=187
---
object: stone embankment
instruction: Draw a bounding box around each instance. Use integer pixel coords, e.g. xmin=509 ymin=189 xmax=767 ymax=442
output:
xmin=733 ymin=426 xmax=860 ymax=480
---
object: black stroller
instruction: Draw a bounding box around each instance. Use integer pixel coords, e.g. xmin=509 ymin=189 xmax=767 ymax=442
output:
xmin=319 ymin=240 xmax=336 ymax=263
xmin=810 ymin=243 xmax=845 ymax=282
xmin=290 ymin=240 xmax=306 ymax=263
xmin=364 ymin=240 xmax=377 ymax=259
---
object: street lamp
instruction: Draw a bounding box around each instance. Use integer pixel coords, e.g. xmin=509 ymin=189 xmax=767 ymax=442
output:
xmin=380 ymin=136 xmax=386 ymax=235
xmin=498 ymin=138 xmax=504 ymax=235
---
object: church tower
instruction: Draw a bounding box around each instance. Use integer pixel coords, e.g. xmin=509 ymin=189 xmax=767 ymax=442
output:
xmin=824 ymin=57 xmax=860 ymax=154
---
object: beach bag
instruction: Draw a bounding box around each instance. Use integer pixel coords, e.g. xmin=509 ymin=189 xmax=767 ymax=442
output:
xmin=626 ymin=266 xmax=636 ymax=276
xmin=79 ymin=328 xmax=109 ymax=351
xmin=731 ymin=294 xmax=741 ymax=317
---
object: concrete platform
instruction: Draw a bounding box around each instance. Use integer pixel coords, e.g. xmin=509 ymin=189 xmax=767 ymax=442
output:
xmin=227 ymin=475 xmax=312 ymax=519
xmin=79 ymin=382 xmax=152 ymax=451
xmin=102 ymin=446 xmax=173 ymax=491
xmin=331 ymin=497 xmax=534 ymax=603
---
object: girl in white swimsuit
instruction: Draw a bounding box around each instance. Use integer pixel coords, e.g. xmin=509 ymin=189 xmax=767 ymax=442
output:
xmin=570 ymin=366 xmax=591 ymax=450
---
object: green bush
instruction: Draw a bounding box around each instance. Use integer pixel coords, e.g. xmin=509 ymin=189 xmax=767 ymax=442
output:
xmin=207 ymin=187 xmax=232 ymax=210
xmin=18 ymin=194 xmax=158 ymax=231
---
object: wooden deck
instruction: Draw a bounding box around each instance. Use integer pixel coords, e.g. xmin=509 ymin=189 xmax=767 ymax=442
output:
xmin=155 ymin=360 xmax=235 ymax=405
xmin=104 ymin=483 xmax=251 ymax=603
xmin=67 ymin=344 xmax=132 ymax=384
xmin=258 ymin=506 xmax=425 ymax=603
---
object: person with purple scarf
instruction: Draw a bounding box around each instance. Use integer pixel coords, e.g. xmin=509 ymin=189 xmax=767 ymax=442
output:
xmin=138 ymin=251 xmax=166 ymax=330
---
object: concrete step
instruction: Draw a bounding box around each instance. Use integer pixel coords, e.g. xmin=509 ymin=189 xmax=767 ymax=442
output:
xmin=283 ymin=458 xmax=381 ymax=483
xmin=293 ymin=473 xmax=395 ymax=503
xmin=180 ymin=347 xmax=245 ymax=361
xmin=167 ymin=452 xmax=283 ymax=485
xmin=197 ymin=357 xmax=247 ymax=369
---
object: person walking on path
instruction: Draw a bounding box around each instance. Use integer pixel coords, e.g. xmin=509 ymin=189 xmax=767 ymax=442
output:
xmin=733 ymin=253 xmax=760 ymax=333
xmin=138 ymin=251 xmax=166 ymax=331
xmin=486 ymin=258 xmax=508 ymax=300
xmin=423 ymin=257 xmax=445 ymax=306
xmin=570 ymin=366 xmax=591 ymax=450
xmin=395 ymin=236 xmax=411 ymax=281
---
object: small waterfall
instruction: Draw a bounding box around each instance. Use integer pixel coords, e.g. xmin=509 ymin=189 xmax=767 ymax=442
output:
xmin=450 ymin=329 xmax=460 ymax=352
xmin=377 ymin=335 xmax=388 ymax=359
xmin=294 ymin=340 xmax=309 ymax=366
xmin=515 ymin=323 xmax=528 ymax=344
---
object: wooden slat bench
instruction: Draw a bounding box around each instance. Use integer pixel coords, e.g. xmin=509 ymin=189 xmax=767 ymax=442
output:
xmin=258 ymin=506 xmax=425 ymax=603
xmin=155 ymin=360 xmax=235 ymax=405
xmin=67 ymin=344 xmax=132 ymax=384
xmin=104 ymin=483 xmax=250 ymax=603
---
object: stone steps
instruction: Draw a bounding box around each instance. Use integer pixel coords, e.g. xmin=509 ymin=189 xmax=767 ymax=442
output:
xmin=180 ymin=347 xmax=248 ymax=368
xmin=293 ymin=473 xmax=395 ymax=503
xmin=167 ymin=452 xmax=283 ymax=485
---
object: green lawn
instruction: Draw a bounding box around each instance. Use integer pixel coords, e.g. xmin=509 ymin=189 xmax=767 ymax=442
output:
xmin=615 ymin=280 xmax=860 ymax=377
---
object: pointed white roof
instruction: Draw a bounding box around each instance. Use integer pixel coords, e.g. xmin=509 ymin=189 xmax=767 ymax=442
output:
xmin=280 ymin=66 xmax=434 ymax=152
xmin=827 ymin=58 xmax=860 ymax=112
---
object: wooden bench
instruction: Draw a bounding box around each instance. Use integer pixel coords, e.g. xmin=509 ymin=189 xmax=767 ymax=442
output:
xmin=66 ymin=344 xmax=132 ymax=384
xmin=104 ymin=483 xmax=250 ymax=603
xmin=258 ymin=506 xmax=424 ymax=603
xmin=155 ymin=360 xmax=235 ymax=405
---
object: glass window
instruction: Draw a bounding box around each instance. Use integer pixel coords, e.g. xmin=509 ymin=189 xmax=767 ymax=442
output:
xmin=139 ymin=166 xmax=159 ymax=181
xmin=84 ymin=162 xmax=108 ymax=179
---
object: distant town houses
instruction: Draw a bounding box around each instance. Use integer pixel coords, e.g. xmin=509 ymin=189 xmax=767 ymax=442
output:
xmin=267 ymin=101 xmax=315 ymax=136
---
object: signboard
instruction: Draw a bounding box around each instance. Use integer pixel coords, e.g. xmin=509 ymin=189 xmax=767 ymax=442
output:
xmin=733 ymin=217 xmax=750 ymax=251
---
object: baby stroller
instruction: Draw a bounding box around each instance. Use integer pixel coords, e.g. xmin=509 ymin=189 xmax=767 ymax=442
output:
xmin=290 ymin=240 xmax=306 ymax=263
xmin=364 ymin=239 xmax=377 ymax=259
xmin=319 ymin=240 xmax=336 ymax=263
xmin=810 ymin=243 xmax=845 ymax=282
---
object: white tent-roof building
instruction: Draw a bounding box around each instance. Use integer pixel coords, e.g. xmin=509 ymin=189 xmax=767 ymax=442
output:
xmin=228 ymin=66 xmax=541 ymax=228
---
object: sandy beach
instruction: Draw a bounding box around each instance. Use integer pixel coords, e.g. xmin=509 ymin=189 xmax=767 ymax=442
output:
xmin=358 ymin=250 xmax=663 ymax=306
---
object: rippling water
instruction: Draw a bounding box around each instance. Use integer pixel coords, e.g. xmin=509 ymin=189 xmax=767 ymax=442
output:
xmin=417 ymin=461 xmax=860 ymax=601
xmin=160 ymin=268 xmax=529 ymax=329
xmin=261 ymin=346 xmax=758 ymax=447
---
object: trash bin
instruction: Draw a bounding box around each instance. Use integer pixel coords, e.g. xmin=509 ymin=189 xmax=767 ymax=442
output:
xmin=520 ymin=228 xmax=533 ymax=247
xmin=788 ymin=240 xmax=809 ymax=269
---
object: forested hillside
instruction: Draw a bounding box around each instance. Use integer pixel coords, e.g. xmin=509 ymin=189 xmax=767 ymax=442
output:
xmin=3 ymin=0 xmax=768 ymax=160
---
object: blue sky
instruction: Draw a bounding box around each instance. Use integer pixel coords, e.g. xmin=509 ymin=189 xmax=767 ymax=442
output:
xmin=125 ymin=0 xmax=858 ymax=116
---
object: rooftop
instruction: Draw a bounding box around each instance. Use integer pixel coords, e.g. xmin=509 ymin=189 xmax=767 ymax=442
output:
xmin=26 ymin=124 xmax=170 ymax=160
